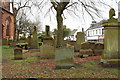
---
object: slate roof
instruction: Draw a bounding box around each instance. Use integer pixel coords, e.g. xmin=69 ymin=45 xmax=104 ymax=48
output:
xmin=86 ymin=20 xmax=107 ymax=30
xmin=68 ymin=29 xmax=77 ymax=36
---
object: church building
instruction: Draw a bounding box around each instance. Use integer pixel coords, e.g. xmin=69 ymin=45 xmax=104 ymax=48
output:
xmin=0 ymin=0 xmax=14 ymax=40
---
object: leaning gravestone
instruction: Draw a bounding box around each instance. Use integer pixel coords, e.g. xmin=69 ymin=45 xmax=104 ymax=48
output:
xmin=75 ymin=31 xmax=85 ymax=52
xmin=101 ymin=8 xmax=120 ymax=67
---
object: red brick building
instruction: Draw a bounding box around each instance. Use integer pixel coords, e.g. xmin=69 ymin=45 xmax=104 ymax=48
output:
xmin=0 ymin=0 xmax=14 ymax=40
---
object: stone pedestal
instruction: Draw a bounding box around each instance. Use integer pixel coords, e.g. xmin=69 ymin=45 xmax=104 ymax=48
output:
xmin=102 ymin=26 xmax=119 ymax=58
xmin=101 ymin=25 xmax=120 ymax=66
xmin=100 ymin=8 xmax=120 ymax=67
xmin=55 ymin=47 xmax=74 ymax=69
xmin=14 ymin=48 xmax=23 ymax=60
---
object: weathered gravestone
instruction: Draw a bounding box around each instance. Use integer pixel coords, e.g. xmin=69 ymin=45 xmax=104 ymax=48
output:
xmin=40 ymin=25 xmax=55 ymax=59
xmin=78 ymin=42 xmax=95 ymax=57
xmin=53 ymin=32 xmax=75 ymax=69
xmin=101 ymin=8 xmax=120 ymax=66
xmin=55 ymin=32 xmax=74 ymax=69
xmin=75 ymin=31 xmax=85 ymax=52
xmin=40 ymin=45 xmax=55 ymax=59
xmin=27 ymin=35 xmax=32 ymax=49
xmin=42 ymin=25 xmax=54 ymax=46
xmin=94 ymin=43 xmax=104 ymax=56
xmin=31 ymin=26 xmax=39 ymax=49
xmin=14 ymin=48 xmax=23 ymax=60
xmin=55 ymin=47 xmax=74 ymax=69
xmin=46 ymin=25 xmax=50 ymax=36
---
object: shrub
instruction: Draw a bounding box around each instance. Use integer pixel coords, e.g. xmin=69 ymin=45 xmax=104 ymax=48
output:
xmin=41 ymin=35 xmax=53 ymax=40
xmin=19 ymin=37 xmax=27 ymax=40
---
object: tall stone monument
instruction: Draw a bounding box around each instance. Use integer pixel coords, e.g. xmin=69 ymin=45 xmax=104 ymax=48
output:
xmin=40 ymin=25 xmax=55 ymax=59
xmin=31 ymin=26 xmax=39 ymax=49
xmin=101 ymin=8 xmax=120 ymax=66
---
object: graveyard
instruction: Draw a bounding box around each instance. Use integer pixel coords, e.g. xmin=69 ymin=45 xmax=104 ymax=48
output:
xmin=1 ymin=11 xmax=120 ymax=78
xmin=1 ymin=45 xmax=119 ymax=78
xmin=1 ymin=0 xmax=120 ymax=79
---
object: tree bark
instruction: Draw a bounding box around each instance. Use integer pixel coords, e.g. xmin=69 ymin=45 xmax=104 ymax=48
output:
xmin=56 ymin=12 xmax=63 ymax=48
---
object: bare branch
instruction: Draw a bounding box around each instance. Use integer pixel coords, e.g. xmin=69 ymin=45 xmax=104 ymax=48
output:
xmin=44 ymin=5 xmax=54 ymax=18
xmin=65 ymin=2 xmax=78 ymax=9
xmin=51 ymin=0 xmax=57 ymax=10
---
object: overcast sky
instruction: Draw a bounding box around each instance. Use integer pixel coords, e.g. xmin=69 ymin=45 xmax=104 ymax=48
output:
xmin=12 ymin=0 xmax=119 ymax=32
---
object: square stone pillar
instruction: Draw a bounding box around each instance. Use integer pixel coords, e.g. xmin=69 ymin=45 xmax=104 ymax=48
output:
xmin=101 ymin=8 xmax=120 ymax=66
xmin=102 ymin=26 xmax=119 ymax=59
xmin=101 ymin=23 xmax=120 ymax=66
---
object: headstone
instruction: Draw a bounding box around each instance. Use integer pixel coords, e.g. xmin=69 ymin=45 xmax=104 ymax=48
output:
xmin=40 ymin=45 xmax=55 ymax=59
xmin=78 ymin=42 xmax=95 ymax=57
xmin=55 ymin=47 xmax=74 ymax=69
xmin=42 ymin=25 xmax=53 ymax=46
xmin=43 ymin=39 xmax=54 ymax=46
xmin=39 ymin=26 xmax=55 ymax=59
xmin=75 ymin=32 xmax=85 ymax=52
xmin=27 ymin=36 xmax=32 ymax=49
xmin=45 ymin=25 xmax=50 ymax=36
xmin=94 ymin=43 xmax=104 ymax=56
xmin=31 ymin=26 xmax=39 ymax=49
xmin=14 ymin=48 xmax=23 ymax=60
xmin=101 ymin=8 xmax=120 ymax=67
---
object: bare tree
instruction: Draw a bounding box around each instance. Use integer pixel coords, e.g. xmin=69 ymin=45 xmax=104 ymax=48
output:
xmin=14 ymin=0 xmax=118 ymax=47
xmin=34 ymin=0 xmax=110 ymax=48
xmin=11 ymin=0 xmax=34 ymax=41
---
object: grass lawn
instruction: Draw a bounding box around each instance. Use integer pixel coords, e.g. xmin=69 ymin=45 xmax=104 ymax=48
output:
xmin=1 ymin=46 xmax=119 ymax=78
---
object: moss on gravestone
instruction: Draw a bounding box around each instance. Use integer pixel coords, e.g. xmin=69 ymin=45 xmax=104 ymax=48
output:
xmin=55 ymin=47 xmax=74 ymax=69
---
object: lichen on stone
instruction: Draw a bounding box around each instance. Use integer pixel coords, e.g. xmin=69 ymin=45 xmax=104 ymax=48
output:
xmin=102 ymin=8 xmax=120 ymax=26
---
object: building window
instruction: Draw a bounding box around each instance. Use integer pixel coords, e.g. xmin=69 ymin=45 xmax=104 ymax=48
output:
xmin=88 ymin=31 xmax=89 ymax=36
xmin=6 ymin=19 xmax=10 ymax=36
xmin=99 ymin=29 xmax=101 ymax=34
xmin=93 ymin=30 xmax=95 ymax=35
xmin=96 ymin=30 xmax=97 ymax=34
xmin=102 ymin=29 xmax=104 ymax=35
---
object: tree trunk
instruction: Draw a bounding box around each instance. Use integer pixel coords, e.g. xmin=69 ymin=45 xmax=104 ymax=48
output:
xmin=17 ymin=29 xmax=19 ymax=41
xmin=56 ymin=12 xmax=63 ymax=48
xmin=12 ymin=1 xmax=17 ymax=41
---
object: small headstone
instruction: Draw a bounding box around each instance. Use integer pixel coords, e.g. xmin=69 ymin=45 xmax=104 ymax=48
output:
xmin=45 ymin=25 xmax=50 ymax=36
xmin=14 ymin=48 xmax=23 ymax=60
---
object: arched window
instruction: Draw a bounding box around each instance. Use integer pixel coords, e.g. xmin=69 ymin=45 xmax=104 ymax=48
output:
xmin=6 ymin=19 xmax=10 ymax=36
xmin=2 ymin=24 xmax=4 ymax=38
